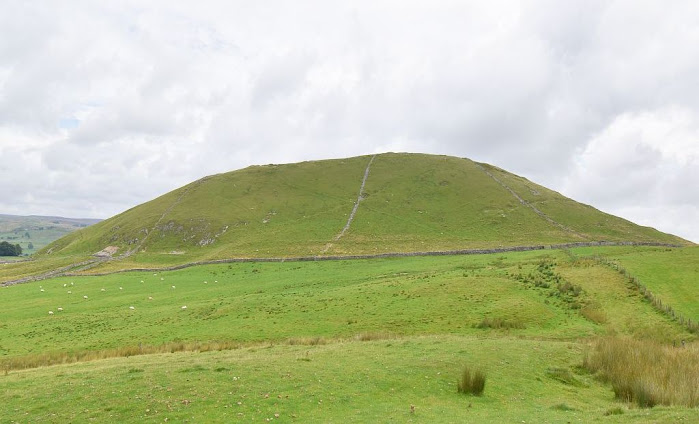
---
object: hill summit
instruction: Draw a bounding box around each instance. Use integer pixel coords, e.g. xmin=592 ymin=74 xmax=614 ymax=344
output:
xmin=40 ymin=153 xmax=688 ymax=265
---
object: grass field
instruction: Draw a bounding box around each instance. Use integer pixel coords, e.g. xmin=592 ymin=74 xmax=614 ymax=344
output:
xmin=2 ymin=247 xmax=697 ymax=422
xmin=571 ymin=246 xmax=699 ymax=323
xmin=4 ymin=335 xmax=698 ymax=423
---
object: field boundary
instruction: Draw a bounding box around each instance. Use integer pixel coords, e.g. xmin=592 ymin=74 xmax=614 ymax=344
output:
xmin=1 ymin=241 xmax=681 ymax=286
xmin=476 ymin=163 xmax=588 ymax=239
xmin=592 ymin=256 xmax=698 ymax=334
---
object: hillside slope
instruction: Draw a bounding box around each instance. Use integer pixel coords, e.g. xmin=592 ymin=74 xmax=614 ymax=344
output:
xmin=38 ymin=153 xmax=688 ymax=267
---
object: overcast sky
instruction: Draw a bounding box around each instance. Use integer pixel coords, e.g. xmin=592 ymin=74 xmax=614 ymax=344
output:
xmin=1 ymin=1 xmax=697 ymax=242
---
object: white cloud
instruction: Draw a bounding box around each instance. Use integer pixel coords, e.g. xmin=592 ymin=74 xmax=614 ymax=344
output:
xmin=0 ymin=0 xmax=697 ymax=242
xmin=563 ymin=107 xmax=699 ymax=242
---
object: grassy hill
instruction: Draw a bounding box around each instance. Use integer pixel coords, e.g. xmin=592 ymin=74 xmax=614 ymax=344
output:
xmin=31 ymin=153 xmax=688 ymax=275
xmin=0 ymin=214 xmax=100 ymax=257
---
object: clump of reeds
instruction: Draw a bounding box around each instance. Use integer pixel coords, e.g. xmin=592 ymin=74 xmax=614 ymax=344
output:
xmin=457 ymin=365 xmax=486 ymax=396
xmin=583 ymin=336 xmax=699 ymax=407
xmin=475 ymin=317 xmax=525 ymax=330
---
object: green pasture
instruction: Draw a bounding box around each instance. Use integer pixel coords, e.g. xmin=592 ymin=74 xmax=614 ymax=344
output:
xmin=4 ymin=335 xmax=698 ymax=423
xmin=1 ymin=246 xmax=696 ymax=422
xmin=573 ymin=246 xmax=699 ymax=322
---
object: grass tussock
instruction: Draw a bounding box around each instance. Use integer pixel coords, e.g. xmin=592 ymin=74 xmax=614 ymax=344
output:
xmin=353 ymin=331 xmax=396 ymax=342
xmin=457 ymin=365 xmax=486 ymax=396
xmin=287 ymin=336 xmax=327 ymax=346
xmin=475 ymin=317 xmax=525 ymax=330
xmin=580 ymin=303 xmax=607 ymax=324
xmin=583 ymin=336 xmax=699 ymax=408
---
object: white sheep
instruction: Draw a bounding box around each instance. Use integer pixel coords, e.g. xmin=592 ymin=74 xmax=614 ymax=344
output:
xmin=83 ymin=295 xmax=88 ymax=299
xmin=67 ymin=290 xmax=72 ymax=294
xmin=140 ymin=280 xmax=144 ymax=283
xmin=129 ymin=306 xmax=135 ymax=310
xmin=57 ymin=307 xmax=63 ymax=311
xmin=48 ymin=310 xmax=54 ymax=315
xmin=101 ymin=288 xmax=106 ymax=292
xmin=119 ymin=287 xmax=123 ymax=290
xmin=63 ymin=283 xmax=67 ymax=287
xmin=40 ymin=288 xmax=45 ymax=292
xmin=181 ymin=305 xmax=187 ymax=310
xmin=160 ymin=277 xmax=164 ymax=281
xmin=171 ymin=285 xmax=176 ymax=289
xmin=148 ymin=296 xmax=153 ymax=300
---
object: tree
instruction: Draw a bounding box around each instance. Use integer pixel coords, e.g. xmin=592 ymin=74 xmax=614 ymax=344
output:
xmin=0 ymin=241 xmax=22 ymax=256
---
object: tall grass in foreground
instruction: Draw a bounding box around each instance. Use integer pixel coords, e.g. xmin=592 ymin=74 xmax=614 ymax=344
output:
xmin=457 ymin=366 xmax=486 ymax=396
xmin=583 ymin=337 xmax=699 ymax=407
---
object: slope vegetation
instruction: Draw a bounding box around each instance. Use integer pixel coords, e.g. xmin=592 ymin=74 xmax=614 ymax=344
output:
xmin=31 ymin=153 xmax=687 ymax=274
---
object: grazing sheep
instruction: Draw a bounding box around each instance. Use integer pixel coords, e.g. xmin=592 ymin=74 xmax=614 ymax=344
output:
xmin=160 ymin=277 xmax=164 ymax=281
xmin=171 ymin=285 xmax=176 ymax=289
xmin=101 ymin=288 xmax=106 ymax=292
xmin=40 ymin=289 xmax=45 ymax=292
xmin=129 ymin=306 xmax=135 ymax=310
xmin=140 ymin=280 xmax=144 ymax=283
xmin=63 ymin=283 xmax=67 ymax=287
xmin=83 ymin=295 xmax=88 ymax=299
xmin=67 ymin=290 xmax=72 ymax=294
xmin=119 ymin=287 xmax=123 ymax=290
xmin=70 ymin=282 xmax=74 ymax=286
xmin=48 ymin=311 xmax=54 ymax=315
xmin=57 ymin=307 xmax=63 ymax=311
xmin=148 ymin=296 xmax=153 ymax=300
xmin=181 ymin=305 xmax=187 ymax=310
xmin=215 ymin=280 xmax=218 ymax=283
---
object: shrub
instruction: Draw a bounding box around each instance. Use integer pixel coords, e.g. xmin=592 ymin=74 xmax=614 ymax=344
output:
xmin=457 ymin=366 xmax=486 ymax=396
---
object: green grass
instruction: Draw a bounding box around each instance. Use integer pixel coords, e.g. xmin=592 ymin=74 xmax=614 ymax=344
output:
xmin=3 ymin=335 xmax=698 ymax=423
xmin=1 ymin=247 xmax=697 ymax=422
xmin=1 ymin=250 xmax=691 ymax=362
xmin=582 ymin=246 xmax=698 ymax=322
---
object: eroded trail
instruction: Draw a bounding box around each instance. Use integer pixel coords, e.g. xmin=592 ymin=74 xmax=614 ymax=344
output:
xmin=321 ymin=155 xmax=376 ymax=253
xmin=476 ymin=163 xmax=588 ymax=239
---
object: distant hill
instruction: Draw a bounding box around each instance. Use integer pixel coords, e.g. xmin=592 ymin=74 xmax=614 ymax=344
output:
xmin=0 ymin=214 xmax=101 ymax=256
xmin=38 ymin=153 xmax=689 ymax=267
